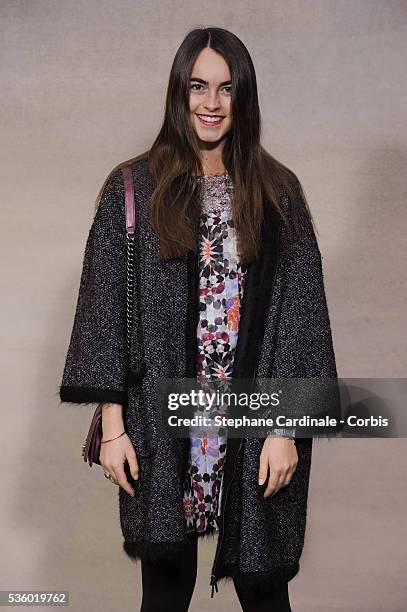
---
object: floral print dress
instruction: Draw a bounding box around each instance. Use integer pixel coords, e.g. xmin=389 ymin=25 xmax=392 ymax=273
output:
xmin=182 ymin=173 xmax=247 ymax=534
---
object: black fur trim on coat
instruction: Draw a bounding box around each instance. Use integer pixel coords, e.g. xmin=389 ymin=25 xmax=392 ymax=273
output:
xmin=59 ymin=385 xmax=126 ymax=406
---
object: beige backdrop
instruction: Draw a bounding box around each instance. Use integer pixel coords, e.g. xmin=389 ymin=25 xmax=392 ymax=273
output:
xmin=1 ymin=1 xmax=406 ymax=611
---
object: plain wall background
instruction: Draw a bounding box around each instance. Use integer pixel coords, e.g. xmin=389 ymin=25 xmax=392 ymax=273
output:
xmin=1 ymin=1 xmax=406 ymax=610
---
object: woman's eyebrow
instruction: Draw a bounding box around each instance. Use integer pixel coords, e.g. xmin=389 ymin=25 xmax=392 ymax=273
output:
xmin=190 ymin=77 xmax=231 ymax=87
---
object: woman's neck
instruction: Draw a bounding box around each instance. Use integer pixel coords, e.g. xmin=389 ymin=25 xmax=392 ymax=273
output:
xmin=198 ymin=147 xmax=226 ymax=176
xmin=194 ymin=159 xmax=227 ymax=177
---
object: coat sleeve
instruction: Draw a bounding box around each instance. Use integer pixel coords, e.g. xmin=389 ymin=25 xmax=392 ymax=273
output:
xmin=59 ymin=168 xmax=129 ymax=405
xmin=278 ymin=173 xmax=338 ymax=379
xmin=269 ymin=175 xmax=341 ymax=434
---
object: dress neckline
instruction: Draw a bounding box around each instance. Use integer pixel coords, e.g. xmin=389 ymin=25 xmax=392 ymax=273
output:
xmin=193 ymin=170 xmax=230 ymax=180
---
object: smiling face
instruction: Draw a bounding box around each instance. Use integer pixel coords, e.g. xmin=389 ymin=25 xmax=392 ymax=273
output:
xmin=189 ymin=47 xmax=233 ymax=146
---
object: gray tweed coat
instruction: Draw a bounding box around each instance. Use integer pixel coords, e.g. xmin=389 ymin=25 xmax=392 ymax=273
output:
xmin=59 ymin=157 xmax=338 ymax=599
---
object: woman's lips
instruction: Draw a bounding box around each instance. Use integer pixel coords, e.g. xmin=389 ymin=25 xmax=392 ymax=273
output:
xmin=196 ymin=114 xmax=225 ymax=126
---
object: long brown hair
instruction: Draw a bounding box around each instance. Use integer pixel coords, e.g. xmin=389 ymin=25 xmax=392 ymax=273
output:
xmin=99 ymin=27 xmax=315 ymax=265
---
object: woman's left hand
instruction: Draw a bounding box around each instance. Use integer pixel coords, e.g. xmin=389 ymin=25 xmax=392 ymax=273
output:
xmin=258 ymin=437 xmax=298 ymax=498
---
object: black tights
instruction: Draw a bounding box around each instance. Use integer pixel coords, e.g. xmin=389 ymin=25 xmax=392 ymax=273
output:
xmin=140 ymin=533 xmax=292 ymax=612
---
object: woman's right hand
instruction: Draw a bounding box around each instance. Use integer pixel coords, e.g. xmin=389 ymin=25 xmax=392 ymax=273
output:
xmin=100 ymin=403 xmax=139 ymax=497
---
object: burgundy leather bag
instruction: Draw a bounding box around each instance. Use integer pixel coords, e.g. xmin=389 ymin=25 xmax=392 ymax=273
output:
xmin=81 ymin=165 xmax=136 ymax=466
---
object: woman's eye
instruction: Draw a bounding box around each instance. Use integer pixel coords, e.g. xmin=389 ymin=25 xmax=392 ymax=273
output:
xmin=190 ymin=83 xmax=232 ymax=96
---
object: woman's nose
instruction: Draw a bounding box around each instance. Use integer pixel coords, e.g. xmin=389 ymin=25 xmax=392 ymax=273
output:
xmin=204 ymin=91 xmax=221 ymax=110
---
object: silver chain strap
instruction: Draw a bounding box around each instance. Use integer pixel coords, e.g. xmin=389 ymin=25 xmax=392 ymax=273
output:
xmin=126 ymin=232 xmax=135 ymax=352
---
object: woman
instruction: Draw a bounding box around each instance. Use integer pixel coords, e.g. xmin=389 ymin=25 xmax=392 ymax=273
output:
xmin=59 ymin=27 xmax=337 ymax=612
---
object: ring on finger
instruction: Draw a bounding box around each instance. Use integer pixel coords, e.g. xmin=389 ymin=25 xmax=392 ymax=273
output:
xmin=104 ymin=471 xmax=118 ymax=485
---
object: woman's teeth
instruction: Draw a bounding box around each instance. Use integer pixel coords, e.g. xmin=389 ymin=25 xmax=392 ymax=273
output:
xmin=197 ymin=114 xmax=224 ymax=126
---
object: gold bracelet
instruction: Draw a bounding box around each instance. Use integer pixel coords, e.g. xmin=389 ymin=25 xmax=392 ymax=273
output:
xmin=101 ymin=431 xmax=126 ymax=444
